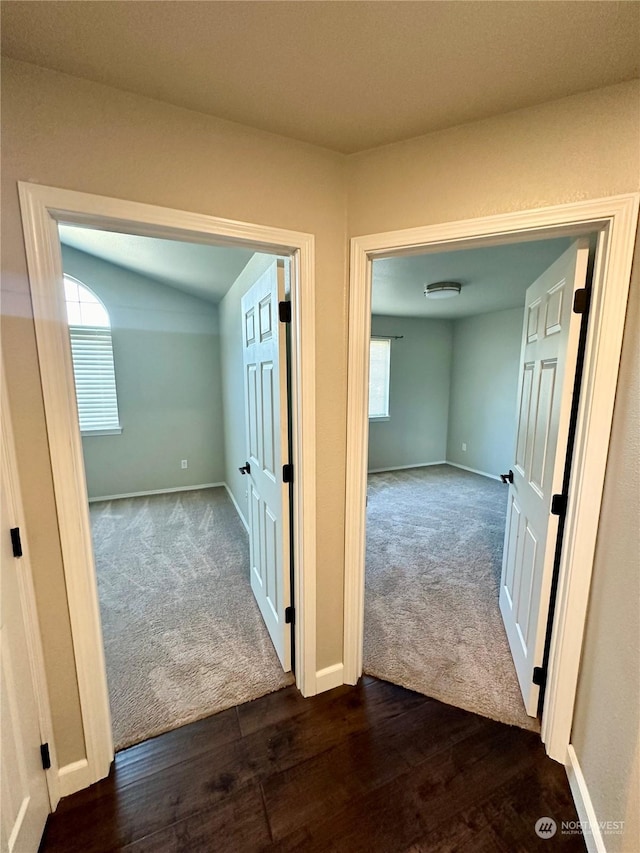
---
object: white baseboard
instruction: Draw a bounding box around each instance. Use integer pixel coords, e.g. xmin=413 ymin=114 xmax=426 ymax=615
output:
xmin=368 ymin=461 xmax=447 ymax=474
xmin=315 ymin=662 xmax=344 ymax=693
xmin=57 ymin=759 xmax=93 ymax=799
xmin=445 ymin=461 xmax=500 ymax=481
xmin=565 ymin=745 xmax=607 ymax=853
xmin=223 ymin=483 xmax=249 ymax=533
xmin=88 ymin=483 xmax=225 ymax=502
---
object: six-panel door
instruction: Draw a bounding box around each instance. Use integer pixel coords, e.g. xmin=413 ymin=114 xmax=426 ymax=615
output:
xmin=500 ymin=241 xmax=589 ymax=716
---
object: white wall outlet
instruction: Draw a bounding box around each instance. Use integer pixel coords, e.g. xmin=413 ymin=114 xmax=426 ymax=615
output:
xmin=181 ymin=459 xmax=188 ymax=469
xmin=462 ymin=443 xmax=467 ymax=452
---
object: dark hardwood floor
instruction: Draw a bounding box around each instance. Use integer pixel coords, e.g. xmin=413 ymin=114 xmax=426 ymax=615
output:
xmin=41 ymin=678 xmax=585 ymax=852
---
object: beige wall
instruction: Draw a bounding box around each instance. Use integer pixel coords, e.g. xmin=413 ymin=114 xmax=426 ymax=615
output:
xmin=348 ymin=81 xmax=640 ymax=236
xmin=571 ymin=237 xmax=640 ymax=853
xmin=1 ymin=58 xmax=347 ymax=764
xmin=2 ymin=54 xmax=639 ymax=837
xmin=348 ymin=79 xmax=640 ymax=850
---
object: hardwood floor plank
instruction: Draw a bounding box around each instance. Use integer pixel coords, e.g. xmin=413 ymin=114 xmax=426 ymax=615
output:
xmin=273 ymin=724 xmax=546 ymax=852
xmin=236 ymin=683 xmax=339 ymax=737
xmin=41 ymin=679 xmax=585 ymax=853
xmin=119 ymin=784 xmax=271 ymax=853
xmin=42 ymin=736 xmax=275 ymax=852
xmin=113 ymin=705 xmax=242 ymax=787
xmin=242 ymin=678 xmax=430 ymax=778
xmin=261 ymin=722 xmax=411 ymax=840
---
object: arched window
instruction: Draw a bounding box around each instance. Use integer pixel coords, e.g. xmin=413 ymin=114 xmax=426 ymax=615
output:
xmin=64 ymin=276 xmax=121 ymax=434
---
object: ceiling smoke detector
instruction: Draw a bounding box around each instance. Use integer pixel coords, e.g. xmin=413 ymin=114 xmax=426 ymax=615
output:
xmin=424 ymin=281 xmax=462 ymax=299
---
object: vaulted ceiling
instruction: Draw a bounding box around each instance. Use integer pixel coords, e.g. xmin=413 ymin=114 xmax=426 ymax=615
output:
xmin=58 ymin=225 xmax=256 ymax=303
xmin=2 ymin=1 xmax=638 ymax=153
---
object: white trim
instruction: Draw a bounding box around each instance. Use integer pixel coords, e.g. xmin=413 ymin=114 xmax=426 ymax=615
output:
xmin=367 ymin=461 xmax=447 ymax=474
xmin=445 ymin=462 xmax=500 ymax=481
xmin=315 ymin=663 xmax=344 ymax=693
xmin=1 ymin=370 xmax=60 ymax=810
xmin=82 ymin=428 xmax=122 ymax=437
xmin=57 ymin=760 xmax=92 ymax=800
xmin=223 ymin=483 xmax=249 ymax=533
xmin=565 ymin=745 xmax=607 ymax=853
xmin=18 ymin=181 xmax=318 ymax=790
xmin=88 ymin=482 xmax=225 ymax=503
xmin=344 ymin=194 xmax=640 ymax=766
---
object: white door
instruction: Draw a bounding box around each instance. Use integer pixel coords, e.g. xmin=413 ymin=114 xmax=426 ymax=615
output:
xmin=1 ymin=409 xmax=51 ymax=851
xmin=500 ymin=240 xmax=589 ymax=716
xmin=241 ymin=259 xmax=291 ymax=670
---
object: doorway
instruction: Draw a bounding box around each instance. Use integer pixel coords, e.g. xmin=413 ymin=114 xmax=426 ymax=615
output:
xmin=57 ymin=224 xmax=296 ymax=750
xmin=344 ymin=195 xmax=639 ymax=763
xmin=363 ymin=235 xmax=588 ymax=731
xmin=19 ymin=181 xmax=317 ymax=794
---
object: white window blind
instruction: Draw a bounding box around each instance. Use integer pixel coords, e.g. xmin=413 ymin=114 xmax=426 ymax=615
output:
xmin=64 ymin=276 xmax=121 ymax=434
xmin=69 ymin=327 xmax=121 ymax=432
xmin=369 ymin=338 xmax=391 ymax=418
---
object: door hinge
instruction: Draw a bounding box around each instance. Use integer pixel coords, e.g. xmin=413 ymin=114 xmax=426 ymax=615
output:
xmin=40 ymin=743 xmax=51 ymax=770
xmin=532 ymin=666 xmax=546 ymax=687
xmin=283 ymin=463 xmax=294 ymax=484
xmin=279 ymin=301 xmax=292 ymax=323
xmin=573 ymin=288 xmax=589 ymax=315
xmin=550 ymin=494 xmax=567 ymax=517
xmin=285 ymin=606 xmax=295 ymax=624
xmin=10 ymin=527 xmax=23 ymax=558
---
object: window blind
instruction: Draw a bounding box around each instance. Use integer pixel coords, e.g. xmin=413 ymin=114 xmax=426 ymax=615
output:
xmin=69 ymin=326 xmax=121 ymax=433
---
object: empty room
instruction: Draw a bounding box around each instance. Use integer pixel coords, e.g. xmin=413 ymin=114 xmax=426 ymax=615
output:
xmin=364 ymin=235 xmax=594 ymax=730
xmin=58 ymin=224 xmax=293 ymax=750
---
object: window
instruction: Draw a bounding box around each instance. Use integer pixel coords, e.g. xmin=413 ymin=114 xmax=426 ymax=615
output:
xmin=369 ymin=337 xmax=391 ymax=419
xmin=64 ymin=276 xmax=121 ymax=435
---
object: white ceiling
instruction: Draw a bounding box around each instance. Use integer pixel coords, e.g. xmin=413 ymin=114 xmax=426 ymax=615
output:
xmin=2 ymin=2 xmax=638 ymax=153
xmin=58 ymin=225 xmax=255 ymax=303
xmin=372 ymin=238 xmax=575 ymax=320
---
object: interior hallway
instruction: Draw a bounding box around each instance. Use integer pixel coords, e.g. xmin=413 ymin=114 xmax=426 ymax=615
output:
xmin=40 ymin=677 xmax=584 ymax=852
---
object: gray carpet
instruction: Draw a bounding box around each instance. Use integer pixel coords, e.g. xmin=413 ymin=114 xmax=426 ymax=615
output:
xmin=364 ymin=464 xmax=538 ymax=731
xmin=90 ymin=487 xmax=293 ymax=751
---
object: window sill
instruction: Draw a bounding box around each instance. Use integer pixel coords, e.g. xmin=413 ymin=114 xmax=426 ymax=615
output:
xmin=369 ymin=416 xmax=390 ymax=422
xmin=81 ymin=427 xmax=123 ymax=437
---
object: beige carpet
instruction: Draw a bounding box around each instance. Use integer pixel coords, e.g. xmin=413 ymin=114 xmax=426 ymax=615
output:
xmin=364 ymin=464 xmax=538 ymax=731
xmin=90 ymin=487 xmax=293 ymax=751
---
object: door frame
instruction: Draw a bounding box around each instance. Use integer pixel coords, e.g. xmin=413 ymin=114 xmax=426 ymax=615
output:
xmin=343 ymin=193 xmax=639 ymax=763
xmin=2 ymin=366 xmax=60 ymax=811
xmin=18 ymin=181 xmax=318 ymax=795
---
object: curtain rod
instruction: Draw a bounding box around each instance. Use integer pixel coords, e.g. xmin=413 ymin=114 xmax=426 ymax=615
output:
xmin=371 ymin=334 xmax=404 ymax=340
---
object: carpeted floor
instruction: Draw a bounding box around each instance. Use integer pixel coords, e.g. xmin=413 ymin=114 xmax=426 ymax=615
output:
xmin=364 ymin=464 xmax=538 ymax=732
xmin=90 ymin=487 xmax=293 ymax=751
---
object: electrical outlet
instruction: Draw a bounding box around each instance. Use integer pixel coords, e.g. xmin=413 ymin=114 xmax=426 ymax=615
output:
xmin=181 ymin=459 xmax=188 ymax=469
xmin=462 ymin=443 xmax=467 ymax=452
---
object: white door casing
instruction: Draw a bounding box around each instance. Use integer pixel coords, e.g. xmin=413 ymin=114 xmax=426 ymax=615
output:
xmin=242 ymin=260 xmax=291 ymax=670
xmin=17 ymin=182 xmax=318 ymax=796
xmin=500 ymin=240 xmax=589 ymax=715
xmin=1 ymin=403 xmax=51 ymax=851
xmin=344 ymin=194 xmax=639 ymax=763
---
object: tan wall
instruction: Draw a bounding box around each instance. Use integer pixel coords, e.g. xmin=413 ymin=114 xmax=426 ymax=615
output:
xmin=571 ymin=236 xmax=640 ymax=853
xmin=2 ymin=55 xmax=639 ymax=836
xmin=348 ymin=81 xmax=640 ymax=235
xmin=0 ymin=58 xmax=347 ymax=764
xmin=348 ymin=79 xmax=640 ymax=850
